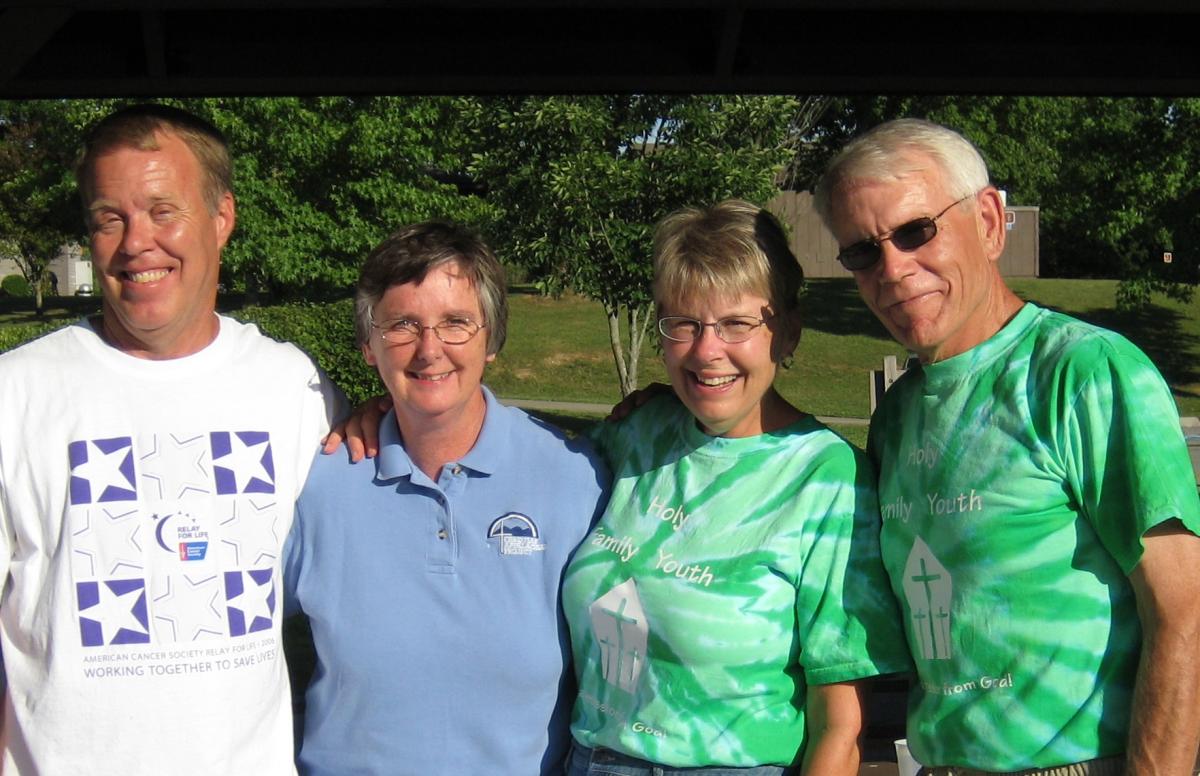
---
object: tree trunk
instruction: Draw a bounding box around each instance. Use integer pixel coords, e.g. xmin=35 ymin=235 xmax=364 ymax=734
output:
xmin=606 ymin=302 xmax=653 ymax=397
xmin=607 ymin=307 xmax=633 ymax=396
xmin=34 ymin=281 xmax=44 ymax=317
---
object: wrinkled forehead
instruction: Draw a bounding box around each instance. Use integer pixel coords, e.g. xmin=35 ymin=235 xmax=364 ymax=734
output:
xmin=381 ymin=259 xmax=484 ymax=308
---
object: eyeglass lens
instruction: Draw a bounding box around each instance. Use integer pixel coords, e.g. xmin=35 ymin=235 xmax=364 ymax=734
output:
xmin=377 ymin=319 xmax=480 ymax=344
xmin=836 ymin=193 xmax=972 ymax=271
xmin=658 ymin=317 xmax=760 ymax=343
xmin=837 ymin=217 xmax=938 ymax=271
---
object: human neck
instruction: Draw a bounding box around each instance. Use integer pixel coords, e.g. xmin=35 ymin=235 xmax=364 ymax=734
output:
xmin=757 ymin=389 xmax=804 ymax=435
xmin=920 ymin=284 xmax=1025 ymax=365
xmin=395 ymin=391 xmax=488 ymax=480
xmin=95 ymin=311 xmax=220 ymax=360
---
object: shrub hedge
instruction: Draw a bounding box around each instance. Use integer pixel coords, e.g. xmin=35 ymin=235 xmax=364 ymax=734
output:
xmin=0 ymin=320 xmax=69 ymax=353
xmin=233 ymin=300 xmax=382 ymax=406
xmin=0 ymin=300 xmax=379 ymax=406
xmin=1 ymin=275 xmax=31 ymax=298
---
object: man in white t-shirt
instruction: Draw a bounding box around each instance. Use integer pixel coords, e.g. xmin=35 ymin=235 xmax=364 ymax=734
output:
xmin=0 ymin=104 xmax=343 ymax=775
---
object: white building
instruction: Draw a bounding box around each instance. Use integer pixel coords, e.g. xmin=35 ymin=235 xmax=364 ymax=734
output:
xmin=0 ymin=244 xmax=93 ymax=295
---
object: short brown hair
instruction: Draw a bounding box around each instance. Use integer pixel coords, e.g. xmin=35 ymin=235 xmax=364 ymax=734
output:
xmin=76 ymin=103 xmax=233 ymax=214
xmin=355 ymin=221 xmax=508 ymax=356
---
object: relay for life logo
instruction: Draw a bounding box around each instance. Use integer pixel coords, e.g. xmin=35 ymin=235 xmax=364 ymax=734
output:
xmin=69 ymin=431 xmax=279 ymax=648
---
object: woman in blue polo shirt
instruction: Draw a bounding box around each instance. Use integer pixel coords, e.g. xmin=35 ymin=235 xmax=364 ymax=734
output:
xmin=283 ymin=221 xmax=609 ymax=776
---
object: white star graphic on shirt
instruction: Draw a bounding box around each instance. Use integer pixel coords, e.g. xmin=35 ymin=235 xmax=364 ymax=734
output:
xmin=153 ymin=573 xmax=225 ymax=642
xmin=71 ymin=506 xmax=143 ymax=578
xmin=139 ymin=433 xmax=212 ymax=501
xmin=215 ymin=435 xmax=273 ymax=492
xmin=218 ymin=497 xmax=281 ymax=567
xmin=228 ymin=571 xmax=273 ymax=628
xmin=84 ymin=582 xmax=148 ymax=642
xmin=74 ymin=441 xmax=135 ymax=500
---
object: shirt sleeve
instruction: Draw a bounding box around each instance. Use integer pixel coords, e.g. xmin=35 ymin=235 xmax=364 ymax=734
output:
xmin=1059 ymin=339 xmax=1200 ymax=573
xmin=795 ymin=442 xmax=912 ymax=684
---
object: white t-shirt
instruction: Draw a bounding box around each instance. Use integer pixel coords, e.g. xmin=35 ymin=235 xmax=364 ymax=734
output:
xmin=0 ymin=315 xmax=344 ymax=775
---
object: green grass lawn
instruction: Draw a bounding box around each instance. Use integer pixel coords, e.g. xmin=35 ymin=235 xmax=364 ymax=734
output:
xmin=490 ymin=277 xmax=1200 ymax=416
xmin=7 ymin=277 xmax=1200 ymax=436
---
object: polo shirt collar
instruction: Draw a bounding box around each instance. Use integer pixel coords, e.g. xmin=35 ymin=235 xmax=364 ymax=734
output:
xmin=374 ymin=386 xmax=507 ymax=482
xmin=458 ymin=386 xmax=505 ymax=476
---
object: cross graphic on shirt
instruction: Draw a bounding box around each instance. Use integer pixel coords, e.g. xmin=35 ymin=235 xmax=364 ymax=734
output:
xmin=911 ymin=558 xmax=943 ymax=660
xmin=600 ymin=598 xmax=639 ymax=689
xmin=625 ymin=645 xmax=642 ymax=687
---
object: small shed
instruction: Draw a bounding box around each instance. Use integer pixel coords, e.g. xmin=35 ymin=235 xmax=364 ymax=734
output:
xmin=766 ymin=190 xmax=1040 ymax=279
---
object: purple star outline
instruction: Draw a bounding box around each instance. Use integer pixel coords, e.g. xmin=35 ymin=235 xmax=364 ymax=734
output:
xmin=68 ymin=437 xmax=137 ymax=504
xmin=224 ymin=568 xmax=275 ymax=636
xmin=210 ymin=431 xmax=276 ymax=495
xmin=77 ymin=578 xmax=151 ymax=646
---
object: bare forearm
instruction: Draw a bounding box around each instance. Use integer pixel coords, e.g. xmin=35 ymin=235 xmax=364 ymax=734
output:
xmin=1126 ymin=626 xmax=1200 ymax=775
xmin=801 ymin=727 xmax=861 ymax=776
xmin=1127 ymin=526 xmax=1200 ymax=776
xmin=802 ymin=681 xmax=866 ymax=776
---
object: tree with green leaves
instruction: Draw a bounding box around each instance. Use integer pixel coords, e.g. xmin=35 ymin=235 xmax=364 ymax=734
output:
xmin=1 ymin=97 xmax=489 ymax=308
xmin=0 ymin=100 xmax=109 ymax=313
xmin=186 ymin=97 xmax=494 ymax=299
xmin=798 ymin=95 xmax=1200 ymax=309
xmin=465 ymin=94 xmax=817 ymax=395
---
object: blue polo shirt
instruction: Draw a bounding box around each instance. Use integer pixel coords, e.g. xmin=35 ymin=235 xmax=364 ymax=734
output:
xmin=284 ymin=387 xmax=609 ymax=776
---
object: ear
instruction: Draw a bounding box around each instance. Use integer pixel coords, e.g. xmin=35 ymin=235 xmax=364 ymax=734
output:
xmin=976 ymin=186 xmax=1007 ymax=263
xmin=362 ymin=342 xmax=377 ymax=367
xmin=214 ymin=191 xmax=236 ymax=250
xmin=485 ymin=352 xmax=496 ymax=364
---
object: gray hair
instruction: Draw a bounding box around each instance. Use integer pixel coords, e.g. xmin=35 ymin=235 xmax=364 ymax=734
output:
xmin=813 ymin=118 xmax=990 ymax=229
xmin=355 ymin=221 xmax=508 ymax=356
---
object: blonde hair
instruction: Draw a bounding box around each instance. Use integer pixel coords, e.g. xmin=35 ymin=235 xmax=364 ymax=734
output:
xmin=652 ymin=199 xmax=803 ymax=320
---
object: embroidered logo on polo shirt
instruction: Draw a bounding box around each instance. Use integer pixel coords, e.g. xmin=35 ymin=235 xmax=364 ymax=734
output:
xmin=487 ymin=513 xmax=546 ymax=556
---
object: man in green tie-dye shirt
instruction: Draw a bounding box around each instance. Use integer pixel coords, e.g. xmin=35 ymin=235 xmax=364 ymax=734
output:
xmin=814 ymin=119 xmax=1200 ymax=775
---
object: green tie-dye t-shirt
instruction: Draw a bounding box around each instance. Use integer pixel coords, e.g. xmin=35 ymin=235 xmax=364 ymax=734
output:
xmin=870 ymin=303 xmax=1200 ymax=771
xmin=563 ymin=396 xmax=910 ymax=768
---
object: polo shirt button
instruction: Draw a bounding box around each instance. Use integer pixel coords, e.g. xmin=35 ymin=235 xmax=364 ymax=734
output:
xmin=451 ymin=465 xmax=463 ymax=476
xmin=437 ymin=529 xmax=448 ymax=540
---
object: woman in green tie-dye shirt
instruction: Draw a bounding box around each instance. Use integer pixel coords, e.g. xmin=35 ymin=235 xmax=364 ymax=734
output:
xmin=562 ymin=200 xmax=910 ymax=776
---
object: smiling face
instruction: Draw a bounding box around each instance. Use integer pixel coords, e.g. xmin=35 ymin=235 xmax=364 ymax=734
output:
xmin=660 ymin=292 xmax=798 ymax=439
xmin=363 ymin=261 xmax=493 ymax=435
xmin=828 ymin=154 xmax=1010 ymax=363
xmin=86 ymin=131 xmax=233 ymax=359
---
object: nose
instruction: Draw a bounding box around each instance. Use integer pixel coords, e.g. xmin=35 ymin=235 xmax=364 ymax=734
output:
xmin=412 ymin=325 xmax=443 ymax=360
xmin=873 ymin=239 xmax=919 ymax=283
xmin=690 ymin=323 xmax=726 ymax=360
xmin=119 ymin=213 xmax=154 ymax=257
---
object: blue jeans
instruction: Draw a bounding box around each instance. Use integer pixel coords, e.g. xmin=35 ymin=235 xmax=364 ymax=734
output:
xmin=567 ymin=742 xmax=795 ymax=776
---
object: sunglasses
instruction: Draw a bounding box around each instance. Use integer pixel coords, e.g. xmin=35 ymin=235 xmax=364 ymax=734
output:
xmin=835 ymin=193 xmax=973 ymax=271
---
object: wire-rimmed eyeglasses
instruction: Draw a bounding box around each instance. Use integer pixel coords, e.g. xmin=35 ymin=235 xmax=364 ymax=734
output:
xmin=369 ymin=314 xmax=486 ymax=345
xmin=658 ymin=315 xmax=770 ymax=344
xmin=835 ymin=193 xmax=974 ymax=271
